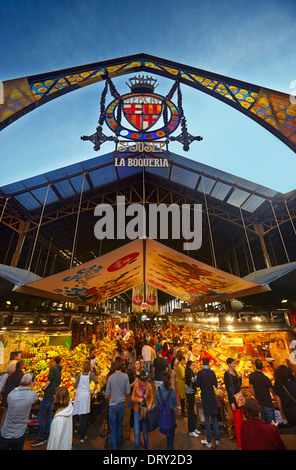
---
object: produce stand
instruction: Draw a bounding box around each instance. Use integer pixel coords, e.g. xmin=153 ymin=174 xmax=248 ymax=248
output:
xmin=169 ymin=311 xmax=296 ymax=431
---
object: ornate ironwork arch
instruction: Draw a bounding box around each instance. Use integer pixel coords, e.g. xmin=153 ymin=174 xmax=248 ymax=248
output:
xmin=1 ymin=53 xmax=296 ymax=153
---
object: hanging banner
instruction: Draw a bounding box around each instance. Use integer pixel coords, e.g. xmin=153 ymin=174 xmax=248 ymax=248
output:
xmin=146 ymin=283 xmax=158 ymax=314
xmin=132 ymin=283 xmax=159 ymax=314
xmin=132 ymin=283 xmax=145 ymax=313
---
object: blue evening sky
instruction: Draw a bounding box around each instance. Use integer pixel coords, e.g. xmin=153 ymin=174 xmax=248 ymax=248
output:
xmin=0 ymin=0 xmax=296 ymax=193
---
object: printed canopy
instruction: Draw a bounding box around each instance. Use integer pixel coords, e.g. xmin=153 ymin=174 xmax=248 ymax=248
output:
xmin=8 ymin=238 xmax=269 ymax=305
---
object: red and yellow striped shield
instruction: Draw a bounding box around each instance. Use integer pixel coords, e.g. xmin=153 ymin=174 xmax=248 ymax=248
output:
xmin=123 ymin=95 xmax=162 ymax=131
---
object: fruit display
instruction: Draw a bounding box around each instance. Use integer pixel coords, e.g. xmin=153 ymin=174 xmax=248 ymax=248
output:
xmin=24 ymin=338 xmax=115 ymax=401
xmin=173 ymin=328 xmax=291 ymax=403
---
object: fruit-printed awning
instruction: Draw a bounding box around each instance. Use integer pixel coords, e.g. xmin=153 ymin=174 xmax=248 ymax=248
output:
xmin=10 ymin=238 xmax=269 ymax=305
xmin=1 ymin=53 xmax=296 ymax=153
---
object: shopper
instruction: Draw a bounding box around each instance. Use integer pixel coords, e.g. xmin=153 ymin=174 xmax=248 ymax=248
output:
xmin=162 ymin=342 xmax=168 ymax=359
xmin=224 ymin=357 xmax=244 ymax=450
xmin=155 ymin=371 xmax=178 ymax=450
xmin=105 ymin=356 xmax=130 ymax=450
xmin=167 ymin=345 xmax=174 ymax=371
xmin=186 ymin=345 xmax=194 ymax=362
xmin=88 ymin=345 xmax=97 ymax=374
xmin=152 ymin=345 xmax=168 ymax=390
xmin=32 ymin=356 xmax=62 ymax=447
xmin=196 ymin=357 xmax=220 ymax=448
xmin=72 ymin=360 xmax=98 ymax=443
xmin=170 ymin=362 xmax=180 ymax=408
xmin=185 ymin=360 xmax=200 ymax=438
xmin=0 ymin=361 xmax=16 ymax=396
xmin=47 ymin=386 xmax=73 ymax=450
xmin=142 ymin=340 xmax=152 ymax=381
xmin=127 ymin=346 xmax=136 ymax=373
xmin=0 ymin=373 xmax=38 ymax=450
xmin=249 ymin=359 xmax=276 ymax=423
xmin=198 ymin=347 xmax=217 ymax=366
xmin=128 ymin=358 xmax=143 ymax=441
xmin=241 ymin=398 xmax=287 ymax=450
xmin=175 ymin=355 xmax=186 ymax=416
xmin=273 ymin=365 xmax=296 ymax=432
xmin=1 ymin=359 xmax=24 ymax=408
xmin=0 ymin=359 xmax=25 ymax=426
xmin=131 ymin=371 xmax=154 ymax=450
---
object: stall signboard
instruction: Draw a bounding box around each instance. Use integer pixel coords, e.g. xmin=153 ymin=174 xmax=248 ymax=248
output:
xmin=219 ymin=312 xmax=289 ymax=330
xmin=220 ymin=337 xmax=244 ymax=347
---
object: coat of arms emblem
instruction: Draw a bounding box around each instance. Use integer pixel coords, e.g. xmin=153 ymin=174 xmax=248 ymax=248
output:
xmin=81 ymin=74 xmax=202 ymax=152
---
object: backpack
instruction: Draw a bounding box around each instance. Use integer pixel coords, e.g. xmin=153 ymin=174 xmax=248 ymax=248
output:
xmin=157 ymin=387 xmax=174 ymax=436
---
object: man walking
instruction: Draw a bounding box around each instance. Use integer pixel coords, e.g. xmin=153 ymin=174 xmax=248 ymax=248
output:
xmin=196 ymin=357 xmax=220 ymax=448
xmin=0 ymin=373 xmax=38 ymax=450
xmin=142 ymin=340 xmax=152 ymax=381
xmin=249 ymin=359 xmax=276 ymax=423
xmin=152 ymin=344 xmax=168 ymax=390
xmin=105 ymin=356 xmax=130 ymax=450
xmin=32 ymin=356 xmax=62 ymax=447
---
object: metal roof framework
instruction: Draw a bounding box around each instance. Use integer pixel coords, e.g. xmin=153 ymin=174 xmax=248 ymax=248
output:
xmin=0 ymin=151 xmax=295 ymax=287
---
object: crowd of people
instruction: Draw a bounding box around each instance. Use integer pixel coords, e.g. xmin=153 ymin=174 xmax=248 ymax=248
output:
xmin=0 ymin=325 xmax=295 ymax=451
xmin=104 ymin=327 xmax=296 ymax=451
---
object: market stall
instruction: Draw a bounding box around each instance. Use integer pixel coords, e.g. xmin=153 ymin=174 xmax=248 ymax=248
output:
xmin=168 ymin=310 xmax=296 ymax=434
xmin=0 ymin=313 xmax=117 ymax=432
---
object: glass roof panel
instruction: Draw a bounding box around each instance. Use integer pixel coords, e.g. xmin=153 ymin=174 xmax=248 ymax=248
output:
xmin=64 ymin=162 xmax=84 ymax=177
xmin=14 ymin=192 xmax=41 ymax=211
xmin=235 ymin=177 xmax=258 ymax=192
xmin=116 ymin=165 xmax=142 ymax=179
xmin=69 ymin=174 xmax=91 ymax=193
xmin=45 ymin=168 xmax=67 ymax=181
xmin=240 ymin=194 xmax=266 ymax=212
xmin=0 ymin=181 xmax=26 ymax=195
xmin=81 ymin=153 xmax=114 ymax=170
xmin=226 ymin=188 xmax=250 ymax=207
xmin=22 ymin=174 xmax=49 ymax=188
xmin=217 ymin=171 xmax=239 ymax=185
xmin=54 ymin=179 xmax=76 ymax=199
xmin=196 ymin=176 xmax=216 ymax=195
xmin=170 ymin=153 xmax=204 ymax=173
xmin=202 ymin=164 xmax=222 ymax=179
xmin=252 ymin=184 xmax=278 ymax=198
xmin=88 ymin=165 xmax=118 ymax=188
xmin=146 ymin=165 xmax=171 ymax=179
xmin=31 ymin=186 xmax=60 ymax=205
xmin=210 ymin=181 xmax=232 ymax=201
xmin=170 ymin=165 xmax=199 ymax=189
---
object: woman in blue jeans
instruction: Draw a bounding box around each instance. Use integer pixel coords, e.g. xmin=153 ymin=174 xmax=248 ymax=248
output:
xmin=131 ymin=372 xmax=154 ymax=450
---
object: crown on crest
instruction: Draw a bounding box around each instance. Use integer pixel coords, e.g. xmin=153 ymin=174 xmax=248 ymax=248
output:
xmin=126 ymin=75 xmax=158 ymax=94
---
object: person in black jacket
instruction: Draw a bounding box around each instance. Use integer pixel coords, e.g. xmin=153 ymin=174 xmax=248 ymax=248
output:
xmin=273 ymin=365 xmax=296 ymax=432
xmin=0 ymin=359 xmax=24 ymax=425
xmin=196 ymin=357 xmax=220 ymax=448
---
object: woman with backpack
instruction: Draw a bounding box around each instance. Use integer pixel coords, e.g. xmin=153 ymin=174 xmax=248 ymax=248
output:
xmin=155 ymin=371 xmax=178 ymax=450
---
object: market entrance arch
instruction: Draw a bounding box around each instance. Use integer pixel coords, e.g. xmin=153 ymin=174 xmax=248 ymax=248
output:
xmin=1 ymin=53 xmax=296 ymax=153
